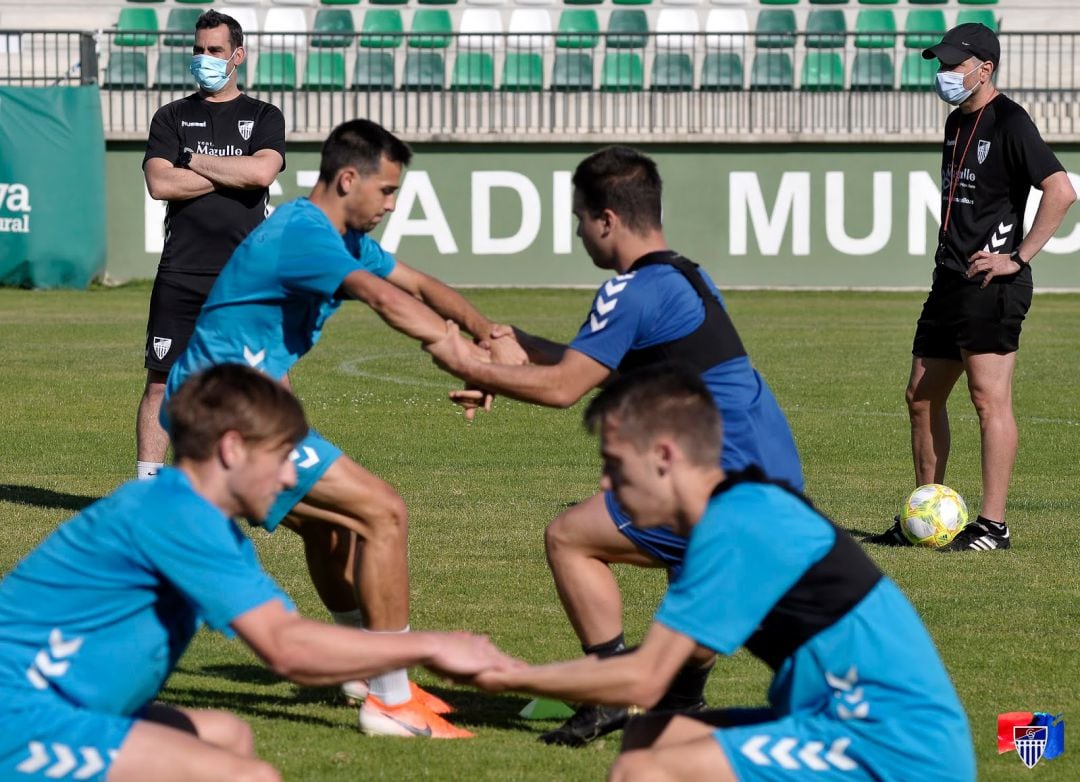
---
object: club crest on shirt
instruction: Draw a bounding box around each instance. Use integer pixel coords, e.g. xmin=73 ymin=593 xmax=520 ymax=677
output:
xmin=153 ymin=337 xmax=172 ymax=361
xmin=238 ymin=120 xmax=254 ymax=141
xmin=977 ymin=140 xmax=991 ymax=165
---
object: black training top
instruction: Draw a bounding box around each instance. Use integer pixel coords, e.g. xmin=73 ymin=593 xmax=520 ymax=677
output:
xmin=935 ymin=94 xmax=1063 ymax=278
xmin=143 ymin=93 xmax=287 ymax=275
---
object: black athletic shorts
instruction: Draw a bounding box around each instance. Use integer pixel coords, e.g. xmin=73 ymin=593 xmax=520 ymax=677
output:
xmin=912 ymin=267 xmax=1033 ymax=360
xmin=144 ymin=271 xmax=218 ymax=372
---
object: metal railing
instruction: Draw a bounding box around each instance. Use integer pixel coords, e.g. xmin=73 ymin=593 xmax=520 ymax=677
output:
xmin=2 ymin=29 xmax=1079 ymax=141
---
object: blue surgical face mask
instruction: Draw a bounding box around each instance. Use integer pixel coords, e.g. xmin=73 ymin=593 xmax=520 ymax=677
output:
xmin=934 ymin=62 xmax=982 ymax=106
xmin=190 ymin=51 xmax=236 ymax=94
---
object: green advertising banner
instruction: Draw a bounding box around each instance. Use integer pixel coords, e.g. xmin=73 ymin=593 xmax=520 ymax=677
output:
xmin=110 ymin=142 xmax=1080 ymax=290
xmin=0 ymin=86 xmax=106 ymax=288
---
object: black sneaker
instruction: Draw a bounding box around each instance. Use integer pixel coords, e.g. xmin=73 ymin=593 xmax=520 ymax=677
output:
xmin=537 ymin=704 xmax=628 ymax=747
xmin=863 ymin=516 xmax=912 ymax=547
xmin=941 ymin=520 xmax=1011 ymax=552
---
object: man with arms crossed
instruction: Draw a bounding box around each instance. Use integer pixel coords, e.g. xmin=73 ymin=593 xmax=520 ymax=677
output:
xmin=138 ymin=9 xmax=285 ymax=481
xmin=471 ymin=368 xmax=975 ymax=782
xmin=0 ymin=365 xmax=506 ymax=782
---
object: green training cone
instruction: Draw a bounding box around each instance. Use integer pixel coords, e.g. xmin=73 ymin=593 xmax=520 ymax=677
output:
xmin=518 ymin=697 xmax=576 ymax=720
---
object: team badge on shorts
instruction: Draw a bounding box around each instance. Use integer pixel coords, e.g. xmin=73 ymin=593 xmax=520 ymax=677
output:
xmin=153 ymin=337 xmax=172 ymax=361
xmin=997 ymin=711 xmax=1065 ymax=769
xmin=238 ymin=120 xmax=254 ymax=141
xmin=977 ymin=140 xmax=991 ymax=165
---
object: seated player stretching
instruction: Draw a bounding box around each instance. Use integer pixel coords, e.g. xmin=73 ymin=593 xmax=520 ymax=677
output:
xmin=470 ymin=368 xmax=975 ymax=782
xmin=0 ymin=365 xmax=507 ymax=782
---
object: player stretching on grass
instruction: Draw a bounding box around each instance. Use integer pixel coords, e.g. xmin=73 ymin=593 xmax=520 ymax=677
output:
xmin=426 ymin=146 xmax=803 ymax=745
xmin=164 ymin=120 xmax=522 ymax=738
xmin=469 ymin=368 xmax=975 ymax=782
xmin=0 ymin=365 xmax=508 ymax=782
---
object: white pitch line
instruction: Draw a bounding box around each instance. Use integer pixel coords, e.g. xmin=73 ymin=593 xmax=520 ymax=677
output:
xmin=338 ymin=353 xmax=450 ymax=390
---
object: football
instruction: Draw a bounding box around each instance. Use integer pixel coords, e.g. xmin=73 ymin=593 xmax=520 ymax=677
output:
xmin=900 ymin=484 xmax=969 ymax=548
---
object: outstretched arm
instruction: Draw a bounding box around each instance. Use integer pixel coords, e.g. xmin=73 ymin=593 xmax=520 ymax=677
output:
xmin=386 ymin=262 xmax=496 ymax=340
xmin=343 ymin=269 xmax=454 ymax=344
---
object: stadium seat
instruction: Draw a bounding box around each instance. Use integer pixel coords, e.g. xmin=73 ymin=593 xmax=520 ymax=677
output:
xmin=409 ymin=10 xmax=453 ymax=49
xmin=800 ymin=50 xmax=844 ymax=90
xmin=224 ymin=0 xmax=260 ymax=4
xmin=556 ymin=10 xmax=600 ymax=49
xmin=103 ymin=51 xmax=148 ymax=88
xmin=700 ymin=51 xmax=742 ymax=90
xmin=402 ymin=51 xmax=445 ymax=89
xmin=321 ymin=0 xmax=361 ymax=5
xmin=274 ymin=0 xmax=315 ymax=5
xmin=369 ymin=0 xmax=407 ymax=6
xmin=851 ymin=51 xmax=893 ymax=90
xmin=704 ymin=9 xmax=748 ymax=50
xmin=662 ymin=0 xmax=703 ymax=8
xmin=226 ymin=9 xmax=259 ymax=40
xmin=127 ymin=0 xmax=164 ymax=4
xmin=465 ymin=0 xmax=505 ymax=7
xmin=552 ymin=52 xmax=593 ymax=90
xmin=155 ymin=51 xmax=194 ymax=87
xmin=312 ymin=9 xmax=356 ymax=48
xmin=163 ymin=8 xmax=202 ymax=48
xmin=352 ymin=50 xmax=396 ymax=89
xmin=900 ymin=51 xmax=935 ymax=90
xmin=956 ymin=10 xmax=998 ymax=32
xmin=418 ymin=0 xmax=459 ymax=6
xmin=601 ymin=52 xmax=643 ymax=91
xmin=656 ymin=9 xmax=699 ymax=52
xmin=805 ymin=9 xmax=846 ymax=49
xmin=958 ymin=0 xmax=998 ymax=5
xmin=607 ymin=10 xmax=648 ymax=50
xmin=114 ymin=8 xmax=158 ymax=47
xmin=459 ymin=9 xmax=503 ymax=50
xmin=516 ymin=0 xmax=556 ymax=6
xmin=253 ymin=52 xmax=297 ymax=89
xmin=856 ymin=0 xmax=897 ymax=5
xmin=750 ymin=51 xmax=792 ymax=90
xmin=507 ymin=10 xmax=552 ymax=50
xmin=808 ymin=0 xmax=849 ymax=5
xmin=759 ymin=0 xmax=797 ymax=5
xmin=613 ymin=0 xmax=652 ymax=6
xmin=651 ymin=53 xmax=693 ymax=91
xmin=361 ymin=10 xmax=404 ymax=48
xmin=451 ymin=52 xmax=494 ymax=90
xmin=175 ymin=0 xmax=213 ymax=5
xmin=264 ymin=9 xmax=308 ymax=50
xmin=303 ymin=51 xmax=346 ymax=89
xmin=904 ymin=9 xmax=945 ymax=50
xmin=501 ymin=52 xmax=544 ymax=91
xmin=854 ymin=9 xmax=896 ymax=49
xmin=565 ymin=0 xmax=602 ymax=5
xmin=754 ymin=9 xmax=795 ymax=49
xmin=908 ymin=0 xmax=946 ymax=5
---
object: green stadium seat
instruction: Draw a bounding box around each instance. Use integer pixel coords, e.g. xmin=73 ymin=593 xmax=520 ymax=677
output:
xmin=163 ymin=8 xmax=202 ymax=48
xmin=958 ymin=0 xmax=998 ymax=5
xmin=956 ymin=10 xmax=998 ymax=32
xmin=750 ymin=52 xmax=793 ymax=90
xmin=556 ymin=10 xmax=600 ymax=49
xmin=607 ymin=10 xmax=648 ymax=50
xmin=126 ymin=0 xmax=164 ymax=4
xmin=418 ymin=0 xmax=458 ymax=6
xmin=857 ymin=0 xmax=897 ymax=5
xmin=805 ymin=9 xmax=846 ymax=49
xmin=175 ymin=0 xmax=213 ymax=4
xmin=800 ymin=50 xmax=844 ymax=91
xmin=601 ymin=52 xmax=643 ymax=92
xmin=900 ymin=51 xmax=936 ymax=91
xmin=759 ymin=0 xmax=797 ymax=5
xmin=450 ymin=52 xmax=494 ymax=91
xmin=700 ymin=52 xmax=742 ymax=91
xmin=352 ymin=50 xmax=396 ymax=90
xmin=854 ymin=9 xmax=896 ymax=49
xmin=103 ymin=51 xmax=148 ymax=88
xmin=612 ymin=0 xmax=651 ymax=6
xmin=369 ymin=0 xmax=407 ymax=6
xmin=851 ymin=51 xmax=894 ymax=90
xmin=501 ymin=52 xmax=544 ymax=91
xmin=409 ymin=10 xmax=452 ymax=49
xmin=755 ymin=9 xmax=796 ymax=49
xmin=402 ymin=51 xmax=445 ymax=89
xmin=651 ymin=53 xmax=693 ymax=92
xmin=155 ymin=51 xmax=192 ymax=88
xmin=552 ymin=52 xmax=593 ymax=91
xmin=565 ymin=0 xmax=602 ymax=5
xmin=361 ymin=10 xmax=404 ymax=48
xmin=114 ymin=8 xmax=158 ymax=47
xmin=253 ymin=52 xmax=296 ymax=90
xmin=908 ymin=0 xmax=946 ymax=5
xmin=809 ymin=0 xmax=849 ymax=5
xmin=312 ymin=9 xmax=355 ymax=48
xmin=904 ymin=9 xmax=945 ymax=50
xmin=321 ymin=0 xmax=361 ymax=5
xmin=303 ymin=51 xmax=346 ymax=89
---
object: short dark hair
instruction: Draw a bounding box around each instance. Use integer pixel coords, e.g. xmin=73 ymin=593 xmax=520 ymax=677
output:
xmin=196 ymin=10 xmax=243 ymax=50
xmin=319 ymin=120 xmax=413 ymax=183
xmin=168 ymin=364 xmax=308 ymax=462
xmin=584 ymin=365 xmax=721 ymax=467
xmin=572 ymin=146 xmax=663 ymax=234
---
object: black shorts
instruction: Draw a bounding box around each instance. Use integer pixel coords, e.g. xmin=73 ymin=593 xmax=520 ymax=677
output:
xmin=912 ymin=267 xmax=1033 ymax=360
xmin=144 ymin=271 xmax=218 ymax=372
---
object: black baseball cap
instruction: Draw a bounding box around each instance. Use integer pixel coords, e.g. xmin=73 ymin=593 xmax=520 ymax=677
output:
xmin=922 ymin=23 xmax=1000 ymax=69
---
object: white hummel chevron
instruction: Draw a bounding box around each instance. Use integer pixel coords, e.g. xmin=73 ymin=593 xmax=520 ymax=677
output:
xmin=825 ymin=738 xmax=858 ymax=771
xmin=798 ymin=741 xmax=829 ymax=771
xmin=825 ymin=666 xmax=858 ymax=692
xmin=16 ymin=743 xmax=49 ymax=773
xmin=291 ymin=446 xmax=319 ymax=470
xmin=26 ymin=629 xmax=83 ymax=689
xmin=49 ymin=630 xmax=83 ymax=658
xmin=73 ymin=748 xmax=104 ymax=780
xmin=837 ymin=702 xmax=870 ymax=720
xmin=45 ymin=744 xmax=76 ymax=778
xmin=26 ymin=667 xmax=48 ymax=690
xmin=33 ymin=650 xmax=69 ymax=678
xmin=589 ymin=313 xmax=608 ymax=333
xmin=843 ymin=687 xmax=863 ymax=704
xmin=740 ymin=735 xmax=859 ymax=772
xmin=740 ymin=736 xmax=771 ymax=766
xmin=594 ymin=295 xmax=617 ymax=316
xmin=243 ymin=346 xmax=266 ymax=367
xmin=17 ymin=743 xmax=110 ymax=779
xmin=770 ymin=738 xmax=800 ymax=770
xmin=603 ymin=279 xmax=629 ymax=298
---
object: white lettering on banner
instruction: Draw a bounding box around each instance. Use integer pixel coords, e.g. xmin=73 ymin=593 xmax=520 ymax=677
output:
xmin=0 ymin=182 xmax=31 ymax=212
xmin=729 ymin=171 xmax=811 ymax=256
xmin=0 ymin=215 xmax=29 ymax=232
xmin=471 ymin=171 xmax=541 ymax=255
xmin=825 ymin=171 xmax=891 ymax=255
xmin=379 ymin=170 xmax=458 ymax=254
xmin=1027 ymin=172 xmax=1080 ymax=255
xmin=907 ymin=171 xmax=941 ymax=257
xmin=552 ymin=170 xmax=573 ymax=255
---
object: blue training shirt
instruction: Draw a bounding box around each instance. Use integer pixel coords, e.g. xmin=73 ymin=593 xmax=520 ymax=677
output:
xmin=165 ymin=197 xmax=396 ymax=403
xmin=0 ymin=469 xmax=292 ymax=716
xmin=570 ymin=264 xmax=803 ymax=490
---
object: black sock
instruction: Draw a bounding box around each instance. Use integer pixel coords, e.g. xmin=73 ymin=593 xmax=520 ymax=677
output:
xmin=976 ymin=515 xmax=1007 ymax=532
xmin=654 ymin=660 xmax=714 ymax=711
xmin=583 ymin=633 xmax=625 ymax=658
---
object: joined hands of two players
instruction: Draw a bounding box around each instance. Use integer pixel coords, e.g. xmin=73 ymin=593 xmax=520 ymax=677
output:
xmin=425 ymin=322 xmax=527 ymax=421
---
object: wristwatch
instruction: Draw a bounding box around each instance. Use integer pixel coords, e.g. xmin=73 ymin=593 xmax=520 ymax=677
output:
xmin=1009 ymin=248 xmax=1030 ymax=267
xmin=177 ymin=147 xmax=194 ymax=169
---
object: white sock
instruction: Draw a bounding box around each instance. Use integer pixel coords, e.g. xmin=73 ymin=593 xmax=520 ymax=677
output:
xmin=365 ymin=626 xmax=411 ymax=706
xmin=136 ymin=461 xmax=164 ymax=481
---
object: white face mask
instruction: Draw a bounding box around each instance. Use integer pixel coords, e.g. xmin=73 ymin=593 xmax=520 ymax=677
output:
xmin=934 ymin=61 xmax=982 ymax=105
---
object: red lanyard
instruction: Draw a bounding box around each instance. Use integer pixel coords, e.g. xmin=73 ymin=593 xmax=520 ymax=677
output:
xmin=943 ymin=103 xmax=988 ymax=234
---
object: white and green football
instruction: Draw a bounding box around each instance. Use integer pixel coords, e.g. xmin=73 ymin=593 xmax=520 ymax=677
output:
xmin=900 ymin=484 xmax=969 ymax=548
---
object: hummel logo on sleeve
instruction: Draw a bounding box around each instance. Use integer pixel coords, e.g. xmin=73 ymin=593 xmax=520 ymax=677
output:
xmin=589 ymin=273 xmax=636 ymax=333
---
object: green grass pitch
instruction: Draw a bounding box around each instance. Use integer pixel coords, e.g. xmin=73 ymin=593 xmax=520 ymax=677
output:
xmin=0 ymin=286 xmax=1077 ymax=780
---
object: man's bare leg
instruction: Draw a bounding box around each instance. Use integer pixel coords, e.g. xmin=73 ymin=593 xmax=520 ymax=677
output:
xmin=963 ymin=350 xmax=1018 ymax=524
xmin=906 ymin=357 xmax=965 ymax=486
xmin=610 ymin=715 xmax=737 ymax=782
xmin=136 ymin=370 xmax=171 ymax=478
